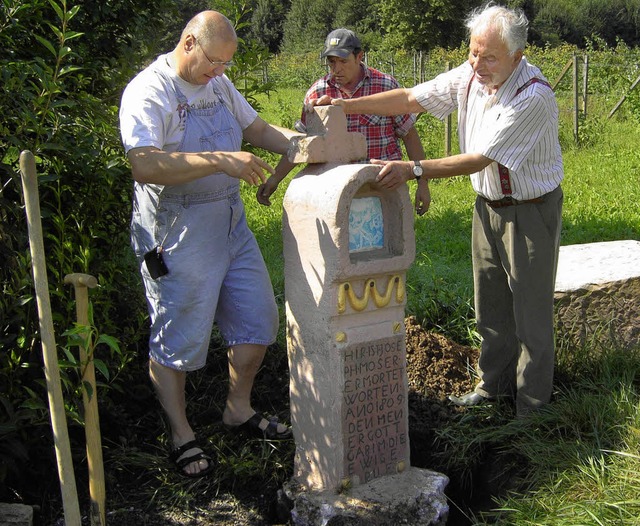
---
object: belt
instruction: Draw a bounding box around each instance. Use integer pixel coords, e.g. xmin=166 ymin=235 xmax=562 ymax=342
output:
xmin=483 ymin=195 xmax=546 ymax=209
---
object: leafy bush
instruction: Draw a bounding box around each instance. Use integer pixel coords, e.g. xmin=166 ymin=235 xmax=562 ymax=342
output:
xmin=0 ymin=0 xmax=174 ymax=504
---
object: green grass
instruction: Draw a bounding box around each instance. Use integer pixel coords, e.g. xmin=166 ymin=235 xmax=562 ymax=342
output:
xmin=241 ymin=88 xmax=640 ymax=524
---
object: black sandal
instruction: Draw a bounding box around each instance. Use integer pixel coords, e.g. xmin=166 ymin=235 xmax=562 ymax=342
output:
xmin=169 ymin=440 xmax=215 ymax=478
xmin=226 ymin=413 xmax=292 ymax=441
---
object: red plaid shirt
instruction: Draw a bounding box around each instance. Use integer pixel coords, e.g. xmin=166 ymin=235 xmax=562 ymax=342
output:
xmin=302 ymin=65 xmax=416 ymax=161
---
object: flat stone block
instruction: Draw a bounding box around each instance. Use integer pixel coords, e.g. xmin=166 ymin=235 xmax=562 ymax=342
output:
xmin=281 ymin=468 xmax=449 ymax=526
xmin=0 ymin=503 xmax=33 ymax=526
xmin=554 ymin=240 xmax=640 ymax=350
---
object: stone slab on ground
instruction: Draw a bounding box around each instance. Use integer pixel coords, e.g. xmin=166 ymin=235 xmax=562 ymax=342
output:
xmin=0 ymin=503 xmax=33 ymax=526
xmin=281 ymin=468 xmax=449 ymax=526
xmin=554 ymin=240 xmax=640 ymax=350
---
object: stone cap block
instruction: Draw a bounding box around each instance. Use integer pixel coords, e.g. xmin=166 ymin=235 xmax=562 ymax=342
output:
xmin=288 ymin=105 xmax=367 ymax=164
xmin=555 ymin=240 xmax=640 ymax=292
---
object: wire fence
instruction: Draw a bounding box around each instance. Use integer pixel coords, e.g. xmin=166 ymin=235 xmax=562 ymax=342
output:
xmin=262 ymin=49 xmax=640 ymax=144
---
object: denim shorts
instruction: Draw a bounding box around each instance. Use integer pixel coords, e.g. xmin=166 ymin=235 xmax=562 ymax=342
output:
xmin=131 ymin=189 xmax=279 ymax=371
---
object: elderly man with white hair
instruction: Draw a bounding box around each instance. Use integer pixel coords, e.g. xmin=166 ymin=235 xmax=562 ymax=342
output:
xmin=316 ymin=4 xmax=564 ymax=418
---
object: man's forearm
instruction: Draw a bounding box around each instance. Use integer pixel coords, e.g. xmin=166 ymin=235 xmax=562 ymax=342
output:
xmin=338 ymin=88 xmax=422 ymax=116
xmin=128 ymin=147 xmax=226 ymax=185
xmin=421 ymin=153 xmax=492 ymax=179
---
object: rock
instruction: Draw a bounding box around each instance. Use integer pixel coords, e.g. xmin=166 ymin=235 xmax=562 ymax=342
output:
xmin=0 ymin=503 xmax=33 ymax=526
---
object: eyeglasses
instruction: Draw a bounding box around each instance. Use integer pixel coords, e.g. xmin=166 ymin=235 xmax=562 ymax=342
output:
xmin=194 ymin=37 xmax=234 ymax=68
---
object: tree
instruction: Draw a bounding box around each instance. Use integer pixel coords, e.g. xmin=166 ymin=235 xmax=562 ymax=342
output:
xmin=251 ymin=0 xmax=289 ymax=52
xmin=281 ymin=0 xmax=339 ymax=53
xmin=378 ymin=0 xmax=483 ymax=51
xmin=531 ymin=0 xmax=640 ymax=47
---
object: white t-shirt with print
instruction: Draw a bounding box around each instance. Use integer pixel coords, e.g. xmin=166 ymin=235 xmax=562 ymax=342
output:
xmin=119 ymin=53 xmax=257 ymax=154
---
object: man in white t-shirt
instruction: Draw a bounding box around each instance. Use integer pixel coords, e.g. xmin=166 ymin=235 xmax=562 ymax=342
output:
xmin=314 ymin=5 xmax=563 ymax=418
xmin=120 ymin=10 xmax=300 ymax=478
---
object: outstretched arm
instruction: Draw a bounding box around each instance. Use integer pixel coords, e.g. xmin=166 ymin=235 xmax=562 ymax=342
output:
xmin=243 ymin=116 xmax=302 ymax=155
xmin=127 ymin=146 xmax=274 ymax=187
xmin=309 ymin=89 xmax=424 ymax=116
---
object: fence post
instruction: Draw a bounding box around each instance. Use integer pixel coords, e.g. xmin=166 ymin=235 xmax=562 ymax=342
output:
xmin=573 ymin=53 xmax=579 ymax=143
xmin=608 ymin=73 xmax=640 ymax=118
xmin=413 ymin=52 xmax=417 ymax=86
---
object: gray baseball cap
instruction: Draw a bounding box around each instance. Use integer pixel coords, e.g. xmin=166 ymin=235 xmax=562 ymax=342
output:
xmin=321 ymin=28 xmax=362 ymax=59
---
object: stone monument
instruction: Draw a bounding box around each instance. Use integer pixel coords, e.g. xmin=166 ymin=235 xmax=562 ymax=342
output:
xmin=280 ymin=106 xmax=448 ymax=525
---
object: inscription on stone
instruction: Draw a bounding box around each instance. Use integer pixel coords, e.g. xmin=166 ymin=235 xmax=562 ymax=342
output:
xmin=342 ymin=336 xmax=408 ymax=483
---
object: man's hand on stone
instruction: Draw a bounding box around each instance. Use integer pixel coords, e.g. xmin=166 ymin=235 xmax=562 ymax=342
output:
xmin=371 ymin=159 xmax=411 ymax=190
xmin=218 ymin=151 xmax=273 ymax=186
xmin=304 ymin=94 xmax=340 ymax=113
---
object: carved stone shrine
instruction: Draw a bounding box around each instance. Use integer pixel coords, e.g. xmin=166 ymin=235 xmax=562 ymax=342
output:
xmin=281 ymin=106 xmax=448 ymax=525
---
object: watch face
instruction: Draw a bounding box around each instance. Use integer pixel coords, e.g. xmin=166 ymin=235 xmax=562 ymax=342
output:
xmin=412 ymin=162 xmax=423 ymax=177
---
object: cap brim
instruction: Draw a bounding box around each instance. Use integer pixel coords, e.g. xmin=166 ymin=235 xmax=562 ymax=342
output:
xmin=322 ymin=49 xmax=352 ymax=59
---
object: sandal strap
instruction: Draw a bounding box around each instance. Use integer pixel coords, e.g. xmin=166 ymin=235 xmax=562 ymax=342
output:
xmin=264 ymin=417 xmax=280 ymax=439
xmin=173 ymin=450 xmax=212 ymax=470
xmin=169 ymin=439 xmax=201 ymax=462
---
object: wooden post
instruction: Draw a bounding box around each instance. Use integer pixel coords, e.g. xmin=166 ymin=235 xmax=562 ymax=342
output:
xmin=413 ymin=52 xmax=417 ymax=86
xmin=573 ymin=54 xmax=579 ymax=143
xmin=551 ymin=58 xmax=573 ymax=90
xmin=608 ymin=73 xmax=640 ymax=119
xmin=20 ymin=150 xmax=81 ymax=526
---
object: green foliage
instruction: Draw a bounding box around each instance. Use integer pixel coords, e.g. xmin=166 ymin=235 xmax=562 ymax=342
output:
xmin=531 ymin=0 xmax=640 ymax=48
xmin=281 ymin=0 xmax=338 ymax=53
xmin=250 ymin=0 xmax=288 ymax=53
xmin=378 ymin=0 xmax=481 ymax=51
xmin=0 ymin=0 xmax=153 ymax=503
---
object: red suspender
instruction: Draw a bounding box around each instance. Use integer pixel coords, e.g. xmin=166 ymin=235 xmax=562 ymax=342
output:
xmin=497 ymin=163 xmax=513 ymax=195
xmin=495 ymin=77 xmax=552 ymax=195
xmin=515 ymin=77 xmax=552 ymax=96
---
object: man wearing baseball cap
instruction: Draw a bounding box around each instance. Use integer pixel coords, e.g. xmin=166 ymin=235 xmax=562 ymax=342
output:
xmin=257 ymin=28 xmax=431 ymax=217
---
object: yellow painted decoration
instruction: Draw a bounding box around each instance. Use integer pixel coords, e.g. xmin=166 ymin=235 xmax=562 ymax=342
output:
xmin=335 ymin=331 xmax=347 ymax=342
xmin=337 ymin=275 xmax=405 ymax=314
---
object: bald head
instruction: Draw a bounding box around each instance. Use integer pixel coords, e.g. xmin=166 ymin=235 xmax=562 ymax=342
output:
xmin=181 ymin=10 xmax=237 ymax=48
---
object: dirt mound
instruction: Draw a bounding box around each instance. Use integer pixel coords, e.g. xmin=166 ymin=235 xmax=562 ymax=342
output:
xmin=405 ymin=316 xmax=479 ymax=432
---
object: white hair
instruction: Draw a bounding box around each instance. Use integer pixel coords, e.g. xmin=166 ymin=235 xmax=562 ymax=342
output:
xmin=465 ymin=3 xmax=528 ymax=54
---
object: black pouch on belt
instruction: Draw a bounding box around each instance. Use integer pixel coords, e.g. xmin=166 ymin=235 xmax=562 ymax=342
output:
xmin=144 ymin=246 xmax=169 ymax=279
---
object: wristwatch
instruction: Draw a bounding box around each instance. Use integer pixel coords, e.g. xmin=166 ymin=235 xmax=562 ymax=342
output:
xmin=412 ymin=160 xmax=423 ymax=180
